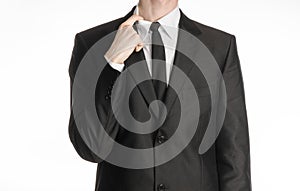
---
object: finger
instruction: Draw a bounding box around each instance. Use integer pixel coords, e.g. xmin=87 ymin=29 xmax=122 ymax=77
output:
xmin=120 ymin=14 xmax=144 ymax=28
xmin=135 ymin=43 xmax=143 ymax=52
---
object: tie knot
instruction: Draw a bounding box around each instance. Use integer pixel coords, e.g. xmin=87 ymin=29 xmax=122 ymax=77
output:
xmin=150 ymin=22 xmax=160 ymax=32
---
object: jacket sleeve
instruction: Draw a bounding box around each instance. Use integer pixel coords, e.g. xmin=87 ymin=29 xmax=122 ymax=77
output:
xmin=68 ymin=32 xmax=123 ymax=163
xmin=68 ymin=33 xmax=104 ymax=163
xmin=216 ymin=35 xmax=252 ymax=191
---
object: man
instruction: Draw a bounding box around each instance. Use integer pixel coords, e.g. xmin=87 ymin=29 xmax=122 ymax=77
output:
xmin=68 ymin=0 xmax=252 ymax=190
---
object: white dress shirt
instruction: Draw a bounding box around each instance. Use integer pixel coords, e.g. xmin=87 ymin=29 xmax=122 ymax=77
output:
xmin=109 ymin=5 xmax=180 ymax=85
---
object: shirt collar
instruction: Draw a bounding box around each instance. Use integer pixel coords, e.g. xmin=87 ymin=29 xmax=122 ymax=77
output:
xmin=133 ymin=5 xmax=180 ymax=40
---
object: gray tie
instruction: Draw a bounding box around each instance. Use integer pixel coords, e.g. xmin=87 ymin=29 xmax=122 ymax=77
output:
xmin=150 ymin=22 xmax=167 ymax=100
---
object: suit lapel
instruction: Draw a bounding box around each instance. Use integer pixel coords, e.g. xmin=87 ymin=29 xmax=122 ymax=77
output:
xmin=163 ymin=10 xmax=202 ymax=111
xmin=124 ymin=49 xmax=157 ymax=106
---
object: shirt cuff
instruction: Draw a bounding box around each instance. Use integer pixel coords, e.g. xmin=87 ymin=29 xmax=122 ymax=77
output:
xmin=109 ymin=62 xmax=125 ymax=72
xmin=104 ymin=55 xmax=125 ymax=72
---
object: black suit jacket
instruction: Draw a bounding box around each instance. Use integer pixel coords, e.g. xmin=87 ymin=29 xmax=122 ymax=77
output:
xmin=68 ymin=6 xmax=251 ymax=191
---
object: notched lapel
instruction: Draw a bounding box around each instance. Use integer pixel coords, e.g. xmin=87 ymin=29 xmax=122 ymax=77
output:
xmin=163 ymin=10 xmax=202 ymax=111
xmin=124 ymin=48 xmax=157 ymax=106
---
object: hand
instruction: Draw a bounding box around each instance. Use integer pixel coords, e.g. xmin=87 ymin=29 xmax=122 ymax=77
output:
xmin=104 ymin=15 xmax=144 ymax=64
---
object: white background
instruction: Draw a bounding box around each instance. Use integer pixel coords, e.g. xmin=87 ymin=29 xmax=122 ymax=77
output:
xmin=1 ymin=0 xmax=300 ymax=190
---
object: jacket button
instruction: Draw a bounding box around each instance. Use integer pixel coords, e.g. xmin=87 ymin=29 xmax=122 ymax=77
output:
xmin=157 ymin=135 xmax=166 ymax=144
xmin=157 ymin=183 xmax=166 ymax=191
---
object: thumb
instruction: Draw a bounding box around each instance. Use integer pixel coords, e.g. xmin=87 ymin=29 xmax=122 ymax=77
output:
xmin=120 ymin=14 xmax=144 ymax=28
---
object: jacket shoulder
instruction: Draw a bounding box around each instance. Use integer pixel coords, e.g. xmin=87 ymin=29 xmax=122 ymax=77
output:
xmin=189 ymin=19 xmax=237 ymax=69
xmin=193 ymin=19 xmax=234 ymax=40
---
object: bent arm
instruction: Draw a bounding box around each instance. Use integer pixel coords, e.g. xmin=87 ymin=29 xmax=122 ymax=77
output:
xmin=68 ymin=34 xmax=120 ymax=163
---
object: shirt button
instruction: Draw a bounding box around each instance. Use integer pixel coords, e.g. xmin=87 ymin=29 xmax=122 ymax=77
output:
xmin=157 ymin=183 xmax=166 ymax=191
xmin=157 ymin=135 xmax=166 ymax=144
